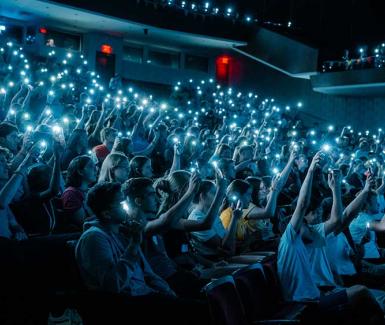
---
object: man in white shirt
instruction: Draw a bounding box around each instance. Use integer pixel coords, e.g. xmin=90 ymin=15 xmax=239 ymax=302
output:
xmin=278 ymin=152 xmax=383 ymax=323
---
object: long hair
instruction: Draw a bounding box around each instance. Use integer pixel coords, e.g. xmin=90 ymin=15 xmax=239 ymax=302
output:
xmin=155 ymin=170 xmax=191 ymax=215
xmin=98 ymin=152 xmax=129 ymax=183
xmin=66 ymin=155 xmax=92 ymax=188
xmin=245 ymin=176 xmax=262 ymax=206
xmin=193 ymin=180 xmax=215 ymax=204
xmin=221 ymin=179 xmax=251 ymax=212
xmin=128 ymin=156 xmax=150 ymax=178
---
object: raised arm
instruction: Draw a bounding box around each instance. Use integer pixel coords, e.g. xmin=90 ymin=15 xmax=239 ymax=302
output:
xmin=324 ymin=169 xmax=343 ymax=235
xmin=21 ymin=85 xmax=33 ymax=111
xmin=89 ymin=104 xmax=106 ymax=140
xmin=0 ymin=150 xmax=35 ymax=209
xmin=133 ymin=130 xmax=160 ymax=157
xmin=169 ymin=142 xmax=182 ymax=175
xmin=376 ymin=173 xmax=385 ymax=196
xmin=36 ymin=141 xmax=63 ymax=200
xmin=247 ymin=151 xmax=297 ymax=220
xmin=131 ymin=109 xmax=146 ymax=140
xmin=144 ymin=172 xmax=200 ymax=236
xmin=176 ymin=170 xmax=227 ymax=232
xmin=341 ymin=175 xmax=374 ymax=229
xmin=367 ymin=215 xmax=385 ymax=232
xmin=290 ymin=152 xmax=321 ymax=232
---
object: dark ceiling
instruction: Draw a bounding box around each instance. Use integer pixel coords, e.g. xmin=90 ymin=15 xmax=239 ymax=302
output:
xmin=233 ymin=0 xmax=385 ymax=59
xmin=53 ymin=0 xmax=385 ymax=59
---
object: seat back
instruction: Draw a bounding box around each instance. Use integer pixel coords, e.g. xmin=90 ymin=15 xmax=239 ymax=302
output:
xmin=204 ymin=276 xmax=248 ymax=325
xmin=233 ymin=263 xmax=269 ymax=322
xmin=263 ymin=260 xmax=284 ymax=306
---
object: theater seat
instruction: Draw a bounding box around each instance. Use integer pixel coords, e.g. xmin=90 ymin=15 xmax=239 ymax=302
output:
xmin=204 ymin=275 xmax=248 ymax=325
xmin=233 ymin=263 xmax=306 ymax=324
xmin=204 ymin=275 xmax=300 ymax=325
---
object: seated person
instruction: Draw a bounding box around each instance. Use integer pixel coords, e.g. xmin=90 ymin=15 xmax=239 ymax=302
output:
xmin=61 ymin=155 xmax=97 ymax=230
xmin=92 ymin=127 xmax=117 ymax=163
xmin=75 ymin=182 xmax=206 ymax=324
xmin=278 ymin=152 xmax=384 ymax=324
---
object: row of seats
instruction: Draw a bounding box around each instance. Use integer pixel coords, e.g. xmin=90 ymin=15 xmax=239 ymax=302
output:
xmin=204 ymin=260 xmax=357 ymax=325
xmin=204 ymin=261 xmax=307 ymax=325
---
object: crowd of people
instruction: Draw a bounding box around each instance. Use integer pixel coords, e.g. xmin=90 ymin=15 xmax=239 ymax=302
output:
xmin=2 ymin=37 xmax=385 ymax=324
xmin=322 ymin=43 xmax=385 ymax=72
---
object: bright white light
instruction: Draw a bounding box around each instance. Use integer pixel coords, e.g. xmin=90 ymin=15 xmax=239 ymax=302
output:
xmin=26 ymin=125 xmax=33 ymax=132
xmin=322 ymin=144 xmax=331 ymax=152
xmin=52 ymin=125 xmax=62 ymax=134
xmin=23 ymin=113 xmax=30 ymax=120
xmin=297 ymin=102 xmax=303 ymax=108
xmin=328 ymin=125 xmax=334 ymax=131
xmin=45 ymin=109 xmax=52 ymax=116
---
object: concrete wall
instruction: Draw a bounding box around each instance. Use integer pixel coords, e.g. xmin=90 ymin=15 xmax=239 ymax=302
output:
xmin=230 ymin=49 xmax=385 ymax=131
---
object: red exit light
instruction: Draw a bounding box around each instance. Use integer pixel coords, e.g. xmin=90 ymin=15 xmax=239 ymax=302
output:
xmin=100 ymin=44 xmax=113 ymax=55
xmin=39 ymin=27 xmax=48 ymax=34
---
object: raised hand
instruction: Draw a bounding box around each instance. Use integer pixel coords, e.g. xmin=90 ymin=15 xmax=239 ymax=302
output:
xmin=174 ymin=141 xmax=183 ymax=156
xmin=289 ymin=150 xmax=299 ymax=163
xmin=364 ymin=174 xmax=375 ymax=192
xmin=328 ymin=169 xmax=341 ymax=191
xmin=215 ymin=166 xmax=227 ymax=194
xmin=309 ymin=151 xmax=322 ymax=172
xmin=187 ymin=171 xmax=201 ymax=195
xmin=232 ymin=200 xmax=243 ymax=220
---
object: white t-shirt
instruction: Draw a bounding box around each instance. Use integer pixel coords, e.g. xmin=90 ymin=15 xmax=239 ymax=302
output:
xmin=278 ymin=223 xmax=320 ymax=302
xmin=188 ymin=209 xmax=227 ymax=256
xmin=305 ymin=223 xmax=336 ymax=287
xmin=349 ymin=212 xmax=382 ymax=258
xmin=325 ymin=232 xmax=357 ymax=276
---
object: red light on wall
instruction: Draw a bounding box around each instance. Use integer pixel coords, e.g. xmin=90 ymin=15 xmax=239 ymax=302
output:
xmin=221 ymin=57 xmax=230 ymax=64
xmin=216 ymin=55 xmax=232 ymax=85
xmin=100 ymin=44 xmax=113 ymax=55
xmin=39 ymin=27 xmax=47 ymax=34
